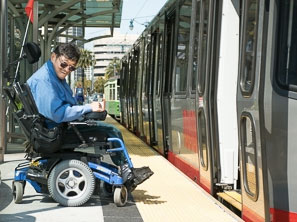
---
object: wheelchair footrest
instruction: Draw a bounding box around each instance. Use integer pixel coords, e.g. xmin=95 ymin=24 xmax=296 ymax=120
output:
xmin=132 ymin=166 xmax=154 ymax=186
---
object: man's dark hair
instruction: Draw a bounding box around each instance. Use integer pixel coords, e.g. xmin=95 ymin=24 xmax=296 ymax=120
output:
xmin=53 ymin=43 xmax=81 ymax=62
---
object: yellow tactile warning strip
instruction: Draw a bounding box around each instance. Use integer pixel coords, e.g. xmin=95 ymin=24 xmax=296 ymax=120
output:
xmin=105 ymin=116 xmax=243 ymax=222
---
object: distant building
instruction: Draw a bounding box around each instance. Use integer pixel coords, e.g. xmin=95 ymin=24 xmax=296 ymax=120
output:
xmin=93 ymin=33 xmax=138 ymax=77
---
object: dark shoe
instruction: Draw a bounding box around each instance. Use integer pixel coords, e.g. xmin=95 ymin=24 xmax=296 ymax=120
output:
xmin=120 ymin=163 xmax=134 ymax=184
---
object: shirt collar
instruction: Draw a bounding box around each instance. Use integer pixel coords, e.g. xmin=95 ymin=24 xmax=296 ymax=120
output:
xmin=46 ymin=59 xmax=66 ymax=83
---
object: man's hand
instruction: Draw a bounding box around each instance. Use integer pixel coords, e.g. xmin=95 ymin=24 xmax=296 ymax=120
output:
xmin=90 ymin=102 xmax=104 ymax=112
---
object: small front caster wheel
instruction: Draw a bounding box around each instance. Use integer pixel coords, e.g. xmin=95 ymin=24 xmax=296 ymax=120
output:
xmin=12 ymin=181 xmax=24 ymax=204
xmin=114 ymin=186 xmax=128 ymax=207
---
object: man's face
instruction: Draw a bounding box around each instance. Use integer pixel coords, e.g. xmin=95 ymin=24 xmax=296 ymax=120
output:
xmin=51 ymin=54 xmax=77 ymax=80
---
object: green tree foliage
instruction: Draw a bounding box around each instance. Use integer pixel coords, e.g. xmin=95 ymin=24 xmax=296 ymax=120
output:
xmin=93 ymin=77 xmax=106 ymax=93
xmin=76 ymin=48 xmax=96 ymax=90
xmin=105 ymin=57 xmax=120 ymax=79
xmin=76 ymin=48 xmax=96 ymax=69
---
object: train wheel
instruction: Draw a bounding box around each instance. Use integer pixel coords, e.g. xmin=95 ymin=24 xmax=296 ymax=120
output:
xmin=12 ymin=181 xmax=24 ymax=204
xmin=48 ymin=160 xmax=95 ymax=207
xmin=113 ymin=186 xmax=128 ymax=207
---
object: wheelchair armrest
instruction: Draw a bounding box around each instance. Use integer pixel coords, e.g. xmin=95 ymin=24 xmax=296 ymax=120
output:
xmin=82 ymin=110 xmax=107 ymax=121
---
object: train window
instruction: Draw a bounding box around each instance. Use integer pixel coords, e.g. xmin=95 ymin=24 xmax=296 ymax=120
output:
xmin=198 ymin=108 xmax=208 ymax=170
xmin=156 ymin=33 xmax=163 ymax=96
xmin=240 ymin=0 xmax=259 ymax=96
xmin=240 ymin=114 xmax=259 ymax=201
xmin=164 ymin=12 xmax=175 ymax=94
xmin=197 ymin=0 xmax=210 ymax=96
xmin=110 ymin=83 xmax=116 ymax=100
xmin=192 ymin=0 xmax=201 ymax=92
xmin=175 ymin=0 xmax=192 ymax=93
xmin=277 ymin=0 xmax=297 ymax=91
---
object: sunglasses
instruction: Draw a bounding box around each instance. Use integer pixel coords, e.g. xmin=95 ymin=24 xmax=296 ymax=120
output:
xmin=59 ymin=57 xmax=76 ymax=72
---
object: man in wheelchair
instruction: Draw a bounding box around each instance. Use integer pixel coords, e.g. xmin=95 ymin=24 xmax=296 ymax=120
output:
xmin=7 ymin=43 xmax=153 ymax=207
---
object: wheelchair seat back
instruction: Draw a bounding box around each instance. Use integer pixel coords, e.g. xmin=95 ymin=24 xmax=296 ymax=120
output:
xmin=5 ymin=82 xmax=64 ymax=154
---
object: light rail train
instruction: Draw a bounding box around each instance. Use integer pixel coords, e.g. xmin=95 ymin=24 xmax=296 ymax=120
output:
xmin=119 ymin=0 xmax=296 ymax=221
xmin=104 ymin=75 xmax=121 ymax=119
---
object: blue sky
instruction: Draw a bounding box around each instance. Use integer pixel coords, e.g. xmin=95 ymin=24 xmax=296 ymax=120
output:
xmin=85 ymin=0 xmax=167 ymax=49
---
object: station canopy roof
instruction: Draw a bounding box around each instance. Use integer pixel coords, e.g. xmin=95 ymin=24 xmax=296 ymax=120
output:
xmin=8 ymin=0 xmax=123 ymax=28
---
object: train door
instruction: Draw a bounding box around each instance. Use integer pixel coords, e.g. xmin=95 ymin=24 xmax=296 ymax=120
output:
xmin=260 ymin=0 xmax=297 ymax=221
xmin=237 ymin=0 xmax=269 ymax=221
xmin=142 ymin=34 xmax=151 ymax=143
xmin=195 ymin=0 xmax=215 ymax=194
xmin=120 ymin=59 xmax=128 ymax=127
xmin=129 ymin=50 xmax=138 ymax=132
xmin=170 ymin=0 xmax=196 ymax=179
xmin=136 ymin=40 xmax=145 ymax=137
xmin=161 ymin=9 xmax=176 ymax=156
xmin=154 ymin=20 xmax=166 ymax=154
xmin=132 ymin=48 xmax=140 ymax=134
xmin=147 ymin=31 xmax=158 ymax=146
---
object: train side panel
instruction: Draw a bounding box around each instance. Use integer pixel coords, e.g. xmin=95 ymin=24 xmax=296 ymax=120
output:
xmin=263 ymin=0 xmax=297 ymax=220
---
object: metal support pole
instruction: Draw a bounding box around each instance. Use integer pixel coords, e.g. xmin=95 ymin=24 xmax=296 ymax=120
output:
xmin=0 ymin=0 xmax=7 ymax=162
xmin=32 ymin=0 xmax=39 ymax=73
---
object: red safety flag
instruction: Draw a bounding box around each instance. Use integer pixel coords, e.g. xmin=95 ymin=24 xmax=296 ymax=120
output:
xmin=25 ymin=0 xmax=34 ymax=23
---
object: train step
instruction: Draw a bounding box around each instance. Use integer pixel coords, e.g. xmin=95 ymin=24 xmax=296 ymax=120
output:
xmin=217 ymin=190 xmax=242 ymax=211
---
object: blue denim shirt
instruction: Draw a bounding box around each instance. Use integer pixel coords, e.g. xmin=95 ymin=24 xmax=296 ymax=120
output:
xmin=27 ymin=60 xmax=92 ymax=128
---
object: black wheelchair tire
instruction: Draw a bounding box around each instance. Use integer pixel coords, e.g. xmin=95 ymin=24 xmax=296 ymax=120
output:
xmin=48 ymin=159 xmax=95 ymax=207
xmin=12 ymin=181 xmax=24 ymax=204
xmin=113 ymin=186 xmax=128 ymax=207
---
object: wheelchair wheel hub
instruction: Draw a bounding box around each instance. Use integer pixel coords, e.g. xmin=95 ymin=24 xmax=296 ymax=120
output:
xmin=56 ymin=168 xmax=87 ymax=198
xmin=66 ymin=179 xmax=77 ymax=188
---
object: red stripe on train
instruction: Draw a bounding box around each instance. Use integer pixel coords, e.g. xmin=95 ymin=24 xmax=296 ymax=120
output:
xmin=182 ymin=110 xmax=198 ymax=152
xmin=168 ymin=151 xmax=199 ymax=184
xmin=270 ymin=208 xmax=297 ymax=222
xmin=242 ymin=206 xmax=265 ymax=222
xmin=167 ymin=151 xmax=211 ymax=194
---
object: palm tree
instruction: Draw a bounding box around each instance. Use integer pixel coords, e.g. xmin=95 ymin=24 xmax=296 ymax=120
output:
xmin=93 ymin=77 xmax=106 ymax=93
xmin=105 ymin=57 xmax=120 ymax=79
xmin=76 ymin=48 xmax=96 ymax=91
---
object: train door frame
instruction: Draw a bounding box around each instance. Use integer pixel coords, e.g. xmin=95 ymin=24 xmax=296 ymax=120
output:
xmin=146 ymin=28 xmax=158 ymax=146
xmin=161 ymin=5 xmax=177 ymax=156
xmin=148 ymin=26 xmax=163 ymax=149
xmin=141 ymin=32 xmax=152 ymax=143
xmin=136 ymin=39 xmax=145 ymax=138
xmin=126 ymin=53 xmax=132 ymax=129
xmin=214 ymin=0 xmax=241 ymax=192
xmin=237 ymin=0 xmax=269 ymax=221
xmin=120 ymin=58 xmax=128 ymax=127
xmin=194 ymin=0 xmax=216 ymax=194
xmin=153 ymin=17 xmax=166 ymax=155
xmin=131 ymin=48 xmax=140 ymax=133
xmin=132 ymin=46 xmax=140 ymax=136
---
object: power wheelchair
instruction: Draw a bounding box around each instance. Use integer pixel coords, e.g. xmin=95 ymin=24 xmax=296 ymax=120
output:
xmin=4 ymin=42 xmax=153 ymax=207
